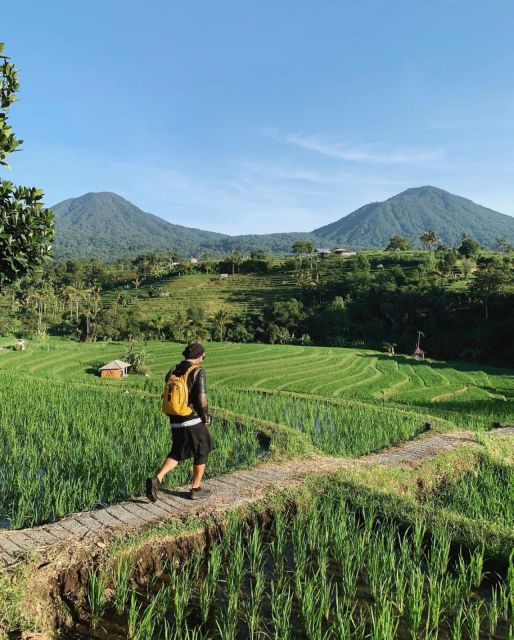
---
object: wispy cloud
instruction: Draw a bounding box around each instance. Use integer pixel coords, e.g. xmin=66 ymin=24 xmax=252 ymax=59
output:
xmin=263 ymin=129 xmax=446 ymax=165
xmin=240 ymin=162 xmax=406 ymax=187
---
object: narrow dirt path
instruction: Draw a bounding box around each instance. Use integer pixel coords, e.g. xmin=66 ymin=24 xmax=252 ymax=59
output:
xmin=1 ymin=427 xmax=513 ymax=568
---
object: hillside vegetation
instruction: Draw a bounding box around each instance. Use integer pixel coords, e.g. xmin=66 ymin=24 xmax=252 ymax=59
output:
xmin=103 ymin=272 xmax=301 ymax=317
xmin=314 ymin=186 xmax=514 ymax=249
xmin=2 ymin=247 xmax=514 ymax=365
xmin=52 ymin=192 xmax=316 ymax=260
xmin=52 ymin=186 xmax=514 ymax=259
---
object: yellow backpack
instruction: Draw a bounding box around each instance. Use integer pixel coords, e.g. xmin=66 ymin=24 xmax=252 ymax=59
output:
xmin=162 ymin=365 xmax=199 ymax=416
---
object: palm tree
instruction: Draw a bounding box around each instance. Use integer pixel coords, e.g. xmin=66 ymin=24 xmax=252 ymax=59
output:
xmin=152 ymin=314 xmax=165 ymax=339
xmin=229 ymin=251 xmax=244 ymax=275
xmin=495 ymin=235 xmax=513 ymax=252
xmin=212 ymin=309 xmax=231 ymax=342
xmin=170 ymin=309 xmax=190 ymax=341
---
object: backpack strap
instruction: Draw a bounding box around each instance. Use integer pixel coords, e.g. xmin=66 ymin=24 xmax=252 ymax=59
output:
xmin=186 ymin=364 xmax=200 ymax=378
xmin=185 ymin=364 xmax=200 ymax=389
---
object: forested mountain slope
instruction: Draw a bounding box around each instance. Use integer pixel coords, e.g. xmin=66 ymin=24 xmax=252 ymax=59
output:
xmin=52 ymin=192 xmax=316 ymax=259
xmin=52 ymin=187 xmax=514 ymax=258
xmin=314 ymin=186 xmax=514 ymax=249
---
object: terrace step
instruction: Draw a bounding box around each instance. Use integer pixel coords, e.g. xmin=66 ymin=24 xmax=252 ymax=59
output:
xmin=1 ymin=427 xmax=513 ymax=568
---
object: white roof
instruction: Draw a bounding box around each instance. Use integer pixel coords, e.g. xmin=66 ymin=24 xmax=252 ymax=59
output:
xmin=99 ymin=360 xmax=131 ymax=370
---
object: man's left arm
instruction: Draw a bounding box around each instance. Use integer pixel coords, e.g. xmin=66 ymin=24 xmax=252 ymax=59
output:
xmin=194 ymin=368 xmax=210 ymax=424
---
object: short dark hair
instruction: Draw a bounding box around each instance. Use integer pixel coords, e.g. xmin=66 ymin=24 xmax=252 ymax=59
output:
xmin=182 ymin=342 xmax=205 ymax=359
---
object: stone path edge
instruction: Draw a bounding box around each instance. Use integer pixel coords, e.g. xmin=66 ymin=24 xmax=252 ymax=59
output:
xmin=1 ymin=427 xmax=513 ymax=569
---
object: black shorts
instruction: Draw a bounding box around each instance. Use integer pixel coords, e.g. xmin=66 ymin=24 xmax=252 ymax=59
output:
xmin=167 ymin=422 xmax=214 ymax=465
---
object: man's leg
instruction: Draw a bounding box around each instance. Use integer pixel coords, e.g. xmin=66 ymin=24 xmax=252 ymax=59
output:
xmin=146 ymin=457 xmax=179 ymax=502
xmin=156 ymin=456 xmax=178 ymax=483
xmin=191 ymin=463 xmax=206 ymax=489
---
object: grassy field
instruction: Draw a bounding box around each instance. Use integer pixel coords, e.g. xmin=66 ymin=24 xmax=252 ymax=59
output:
xmin=102 ymin=272 xmax=301 ymax=317
xmin=0 ymin=338 xmax=513 ymax=528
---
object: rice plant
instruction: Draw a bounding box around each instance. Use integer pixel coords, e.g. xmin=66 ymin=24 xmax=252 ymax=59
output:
xmin=112 ymin=555 xmax=131 ymax=615
xmin=0 ymin=371 xmax=261 ymax=528
xmin=79 ymin=487 xmax=514 ymax=638
xmin=86 ymin=567 xmax=105 ymax=629
xmin=426 ymin=456 xmax=514 ymax=528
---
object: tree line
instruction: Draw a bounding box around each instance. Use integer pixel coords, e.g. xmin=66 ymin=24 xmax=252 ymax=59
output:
xmin=1 ymin=243 xmax=513 ymax=366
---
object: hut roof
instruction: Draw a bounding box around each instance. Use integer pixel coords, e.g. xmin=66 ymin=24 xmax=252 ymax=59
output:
xmin=412 ymin=347 xmax=425 ymax=355
xmin=99 ymin=360 xmax=131 ymax=371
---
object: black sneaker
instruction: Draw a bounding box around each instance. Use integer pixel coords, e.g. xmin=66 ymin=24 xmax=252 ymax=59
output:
xmin=146 ymin=476 xmax=160 ymax=503
xmin=190 ymin=486 xmax=212 ymax=500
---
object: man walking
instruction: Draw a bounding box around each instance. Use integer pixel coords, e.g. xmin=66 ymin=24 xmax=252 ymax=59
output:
xmin=146 ymin=342 xmax=213 ymax=502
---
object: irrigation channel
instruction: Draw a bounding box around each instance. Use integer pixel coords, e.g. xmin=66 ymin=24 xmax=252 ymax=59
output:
xmin=2 ymin=426 xmax=514 ymax=639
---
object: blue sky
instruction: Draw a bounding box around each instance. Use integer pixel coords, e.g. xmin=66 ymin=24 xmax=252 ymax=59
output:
xmin=3 ymin=1 xmax=514 ymax=234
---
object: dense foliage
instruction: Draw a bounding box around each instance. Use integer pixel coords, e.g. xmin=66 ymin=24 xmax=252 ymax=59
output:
xmin=0 ymin=42 xmax=54 ymax=287
xmin=1 ymin=247 xmax=514 ymax=366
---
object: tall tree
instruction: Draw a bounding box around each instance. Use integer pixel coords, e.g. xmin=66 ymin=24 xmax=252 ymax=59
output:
xmin=495 ymin=235 xmax=513 ymax=252
xmin=292 ymin=240 xmax=315 ymax=255
xmin=470 ymin=261 xmax=507 ymax=320
xmin=419 ymin=230 xmax=440 ymax=251
xmin=229 ymin=251 xmax=244 ymax=275
xmin=0 ymin=42 xmax=54 ymax=287
xmin=386 ymin=235 xmax=412 ymax=251
xmin=291 ymin=240 xmax=315 ymax=269
xmin=458 ymin=233 xmax=481 ymax=259
xmin=212 ymin=309 xmax=231 ymax=342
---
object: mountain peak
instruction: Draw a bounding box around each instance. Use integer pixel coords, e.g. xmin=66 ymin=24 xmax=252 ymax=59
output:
xmin=390 ymin=185 xmax=450 ymax=199
xmin=313 ymin=186 xmax=514 ymax=249
xmin=51 ymin=191 xmax=314 ymax=259
xmin=51 ymin=187 xmax=514 ymax=259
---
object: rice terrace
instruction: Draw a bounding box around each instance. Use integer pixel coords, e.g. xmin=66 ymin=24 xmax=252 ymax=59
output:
xmin=1 ymin=339 xmax=514 ymax=638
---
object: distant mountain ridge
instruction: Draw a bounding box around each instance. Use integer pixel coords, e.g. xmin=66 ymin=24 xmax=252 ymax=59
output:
xmin=53 ymin=192 xmax=316 ymax=259
xmin=313 ymin=186 xmax=514 ymax=250
xmin=52 ymin=186 xmax=514 ymax=259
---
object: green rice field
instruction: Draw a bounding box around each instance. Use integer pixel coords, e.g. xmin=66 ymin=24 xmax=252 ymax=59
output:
xmin=79 ymin=487 xmax=514 ymax=639
xmin=423 ymin=455 xmax=514 ymax=529
xmin=1 ymin=337 xmax=514 ymax=639
xmin=0 ymin=338 xmax=513 ymax=528
xmin=103 ymin=272 xmax=301 ymax=317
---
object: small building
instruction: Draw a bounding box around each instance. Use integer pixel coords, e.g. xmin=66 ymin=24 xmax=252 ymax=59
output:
xmin=412 ymin=347 xmax=426 ymax=360
xmin=14 ymin=339 xmax=26 ymax=351
xmin=190 ymin=257 xmax=199 ymax=264
xmin=98 ymin=360 xmax=131 ymax=379
xmin=315 ymin=248 xmax=332 ymax=257
xmin=332 ymin=248 xmax=357 ymax=257
xmin=220 ymin=273 xmax=229 ymax=279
